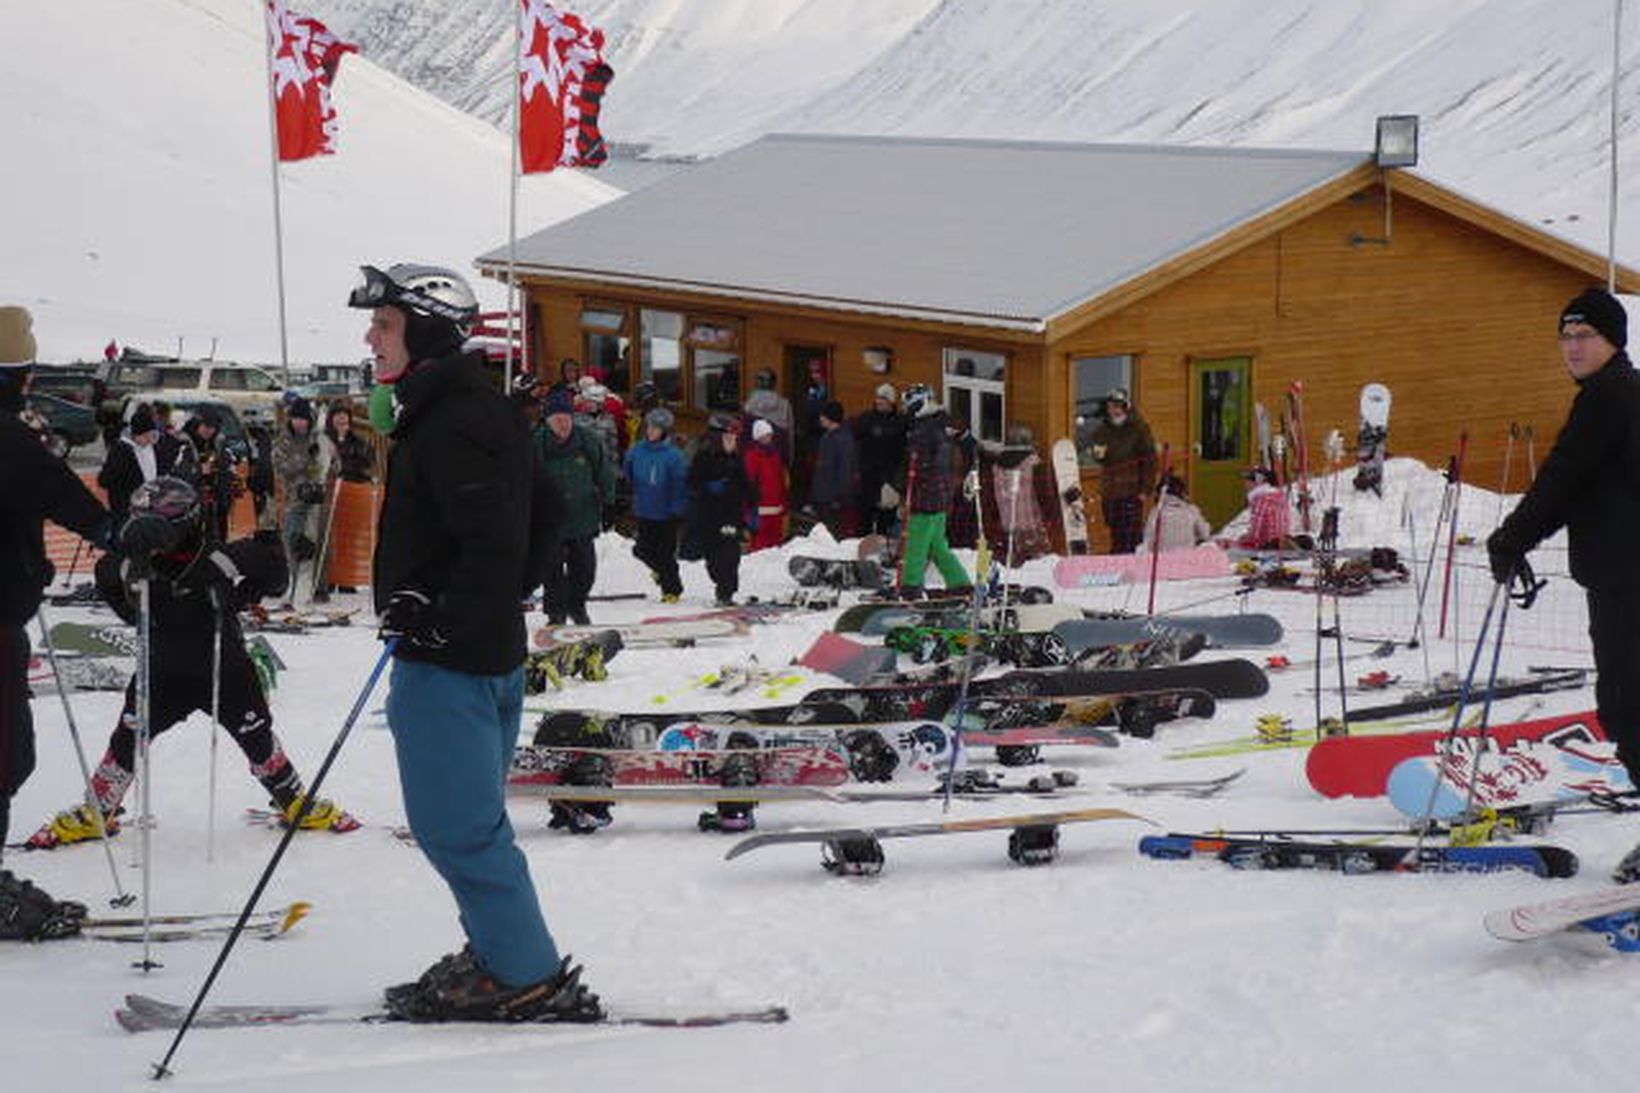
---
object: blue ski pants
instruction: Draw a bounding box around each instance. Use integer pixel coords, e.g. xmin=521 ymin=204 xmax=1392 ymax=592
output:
xmin=386 ymin=658 xmax=559 ymax=987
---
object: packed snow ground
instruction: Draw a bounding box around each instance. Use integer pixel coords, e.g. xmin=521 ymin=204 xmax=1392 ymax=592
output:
xmin=4 ymin=458 xmax=1630 ymax=1092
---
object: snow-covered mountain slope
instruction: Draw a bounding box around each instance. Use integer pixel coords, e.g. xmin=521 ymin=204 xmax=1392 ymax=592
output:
xmin=308 ymin=0 xmax=1640 ymax=260
xmin=1 ymin=0 xmax=618 ymax=364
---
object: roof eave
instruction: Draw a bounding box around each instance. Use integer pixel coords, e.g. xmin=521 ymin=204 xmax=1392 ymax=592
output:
xmin=475 ymin=261 xmax=1049 ymax=333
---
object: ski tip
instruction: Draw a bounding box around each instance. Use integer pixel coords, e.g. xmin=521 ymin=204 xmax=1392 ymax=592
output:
xmin=278 ymin=901 xmax=314 ymax=935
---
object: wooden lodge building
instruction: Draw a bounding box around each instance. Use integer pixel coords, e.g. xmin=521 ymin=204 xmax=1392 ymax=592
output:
xmin=479 ymin=133 xmax=1638 ymax=538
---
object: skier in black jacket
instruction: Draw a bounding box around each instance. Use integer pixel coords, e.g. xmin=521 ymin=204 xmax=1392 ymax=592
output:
xmin=25 ymin=476 xmax=356 ymax=849
xmin=854 ymin=384 xmax=908 ymax=536
xmin=351 ymin=262 xmax=597 ymax=1024
xmin=1489 ymin=287 xmax=1640 ymax=882
xmin=687 ymin=413 xmax=754 ymax=605
xmin=0 ymin=305 xmax=118 ymax=938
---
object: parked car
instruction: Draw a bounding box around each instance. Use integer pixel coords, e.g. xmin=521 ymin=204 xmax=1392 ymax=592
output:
xmin=288 ymin=361 xmax=373 ymax=402
xmin=102 ymin=359 xmax=284 ymax=426
xmin=28 ymin=368 xmax=103 ymax=405
xmin=25 ymin=392 xmax=99 ymax=453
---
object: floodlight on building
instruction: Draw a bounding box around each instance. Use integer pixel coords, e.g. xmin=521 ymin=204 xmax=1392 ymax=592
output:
xmin=1353 ymin=115 xmax=1420 ymax=247
xmin=1374 ymin=115 xmax=1419 ymax=169
xmin=863 ymin=346 xmax=893 ymax=374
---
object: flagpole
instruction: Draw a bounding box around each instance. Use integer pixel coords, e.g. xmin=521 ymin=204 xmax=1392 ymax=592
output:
xmin=261 ymin=1 xmax=293 ymax=387
xmin=505 ymin=1 xmax=523 ymax=396
xmin=1609 ymin=0 xmax=1623 ymax=293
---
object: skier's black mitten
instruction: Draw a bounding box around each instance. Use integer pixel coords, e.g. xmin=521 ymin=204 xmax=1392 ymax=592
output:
xmin=1485 ymin=529 xmax=1526 ymax=586
xmin=379 ymin=589 xmax=447 ymax=649
xmin=118 ymin=513 xmax=180 ymax=558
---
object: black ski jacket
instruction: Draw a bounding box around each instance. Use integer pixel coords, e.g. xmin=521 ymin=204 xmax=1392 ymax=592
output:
xmin=374 ymin=351 xmax=543 ymax=676
xmin=0 ymin=412 xmax=110 ymax=625
xmin=94 ymin=531 xmax=286 ymax=678
xmin=1491 ymin=352 xmax=1640 ymax=589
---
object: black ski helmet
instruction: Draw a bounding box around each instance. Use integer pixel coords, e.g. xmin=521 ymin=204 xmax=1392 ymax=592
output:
xmin=348 ymin=263 xmax=479 ymax=362
xmin=129 ymin=476 xmax=200 ymax=528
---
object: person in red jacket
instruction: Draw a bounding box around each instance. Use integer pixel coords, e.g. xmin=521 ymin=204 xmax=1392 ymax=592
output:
xmin=743 ymin=418 xmax=788 ymax=552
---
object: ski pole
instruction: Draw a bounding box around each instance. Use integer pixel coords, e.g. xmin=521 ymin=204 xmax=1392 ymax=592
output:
xmin=1412 ymin=579 xmax=1503 ymax=855
xmin=1493 ymin=423 xmax=1518 ymax=529
xmin=151 ymin=640 xmax=396 ymax=1080
xmin=1437 ymin=430 xmax=1468 ymax=642
xmin=34 ymin=608 xmax=132 ymax=907
xmin=205 ymin=594 xmax=223 ymax=864
xmin=1456 ymin=585 xmax=1514 ymax=820
xmin=1146 ymin=445 xmax=1171 ymax=617
xmin=135 ymin=577 xmax=158 ymax=971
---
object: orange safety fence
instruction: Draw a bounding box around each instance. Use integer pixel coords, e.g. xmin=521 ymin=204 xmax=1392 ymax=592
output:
xmin=46 ymin=469 xmax=257 ymax=581
xmin=323 ymin=479 xmax=380 ymax=589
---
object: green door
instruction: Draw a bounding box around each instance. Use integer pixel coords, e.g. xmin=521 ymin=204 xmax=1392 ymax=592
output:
xmin=1189 ymin=357 xmax=1252 ymax=529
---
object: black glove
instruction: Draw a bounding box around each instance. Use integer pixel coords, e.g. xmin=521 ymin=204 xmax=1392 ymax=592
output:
xmin=173 ymin=548 xmax=242 ymax=605
xmin=295 ymin=481 xmax=326 ymax=505
xmin=118 ymin=513 xmax=180 ymax=558
xmin=1485 ymin=530 xmax=1526 ymax=586
xmin=379 ymin=590 xmax=447 ymax=649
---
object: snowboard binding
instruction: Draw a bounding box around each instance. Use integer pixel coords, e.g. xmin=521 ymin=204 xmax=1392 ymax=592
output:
xmin=1007 ymin=823 xmax=1060 ymax=867
xmin=821 ymin=836 xmax=886 ymax=877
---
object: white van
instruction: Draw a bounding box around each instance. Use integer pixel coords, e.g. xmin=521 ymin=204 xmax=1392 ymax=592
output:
xmin=103 ymin=360 xmax=285 ymax=426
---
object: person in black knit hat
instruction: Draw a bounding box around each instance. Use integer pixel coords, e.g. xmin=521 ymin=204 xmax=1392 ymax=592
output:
xmin=0 ymin=305 xmax=119 ymax=940
xmin=1489 ymin=286 xmax=1640 ymax=882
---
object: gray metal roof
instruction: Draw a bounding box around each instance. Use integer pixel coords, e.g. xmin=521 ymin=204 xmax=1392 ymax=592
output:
xmin=480 ymin=134 xmax=1370 ymax=331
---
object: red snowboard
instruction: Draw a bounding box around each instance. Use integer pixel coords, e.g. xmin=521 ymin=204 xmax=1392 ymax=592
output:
xmin=1303 ymin=710 xmax=1605 ymax=799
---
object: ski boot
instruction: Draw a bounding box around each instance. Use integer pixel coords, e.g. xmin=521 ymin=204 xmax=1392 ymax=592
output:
xmin=26 ymin=803 xmax=122 ymax=850
xmin=386 ymin=948 xmax=603 ymax=1023
xmin=0 ymin=870 xmax=86 ymax=940
xmin=279 ymin=795 xmax=361 ymax=833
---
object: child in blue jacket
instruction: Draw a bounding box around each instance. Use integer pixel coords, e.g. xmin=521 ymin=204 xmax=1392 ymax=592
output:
xmin=622 ymin=408 xmax=689 ymax=601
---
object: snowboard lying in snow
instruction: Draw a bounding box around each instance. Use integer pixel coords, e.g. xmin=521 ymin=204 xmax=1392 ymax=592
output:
xmin=1053 ymin=612 xmax=1283 ymax=650
xmin=724 ymin=806 xmax=1154 ymax=872
xmin=1305 ymin=710 xmax=1606 ymax=799
xmin=1139 ymin=832 xmax=1577 ymax=877
xmin=506 ymin=742 xmax=851 ymax=792
xmin=1386 ymin=737 xmax=1634 ymax=821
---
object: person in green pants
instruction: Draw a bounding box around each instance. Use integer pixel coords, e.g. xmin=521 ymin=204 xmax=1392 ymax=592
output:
xmin=897 ymin=384 xmax=973 ymax=597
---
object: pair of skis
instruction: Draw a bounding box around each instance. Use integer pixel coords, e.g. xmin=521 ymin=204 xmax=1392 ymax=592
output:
xmin=115 ymin=991 xmax=787 ymax=1034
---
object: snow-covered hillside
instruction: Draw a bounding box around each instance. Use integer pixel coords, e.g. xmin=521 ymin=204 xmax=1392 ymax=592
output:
xmin=0 ymin=0 xmax=618 ymax=364
xmin=309 ymin=0 xmax=1640 ymax=261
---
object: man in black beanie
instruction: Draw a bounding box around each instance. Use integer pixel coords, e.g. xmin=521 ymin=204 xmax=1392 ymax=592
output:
xmin=1489 ymin=287 xmax=1640 ymax=881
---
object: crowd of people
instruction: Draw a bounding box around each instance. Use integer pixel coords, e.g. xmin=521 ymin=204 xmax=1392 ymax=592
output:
xmin=6 ymin=279 xmax=1640 ymax=1031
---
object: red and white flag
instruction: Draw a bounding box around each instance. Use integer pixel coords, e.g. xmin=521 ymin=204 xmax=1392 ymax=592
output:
xmin=518 ymin=1 xmax=614 ymax=173
xmin=266 ymin=1 xmax=358 ymax=162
